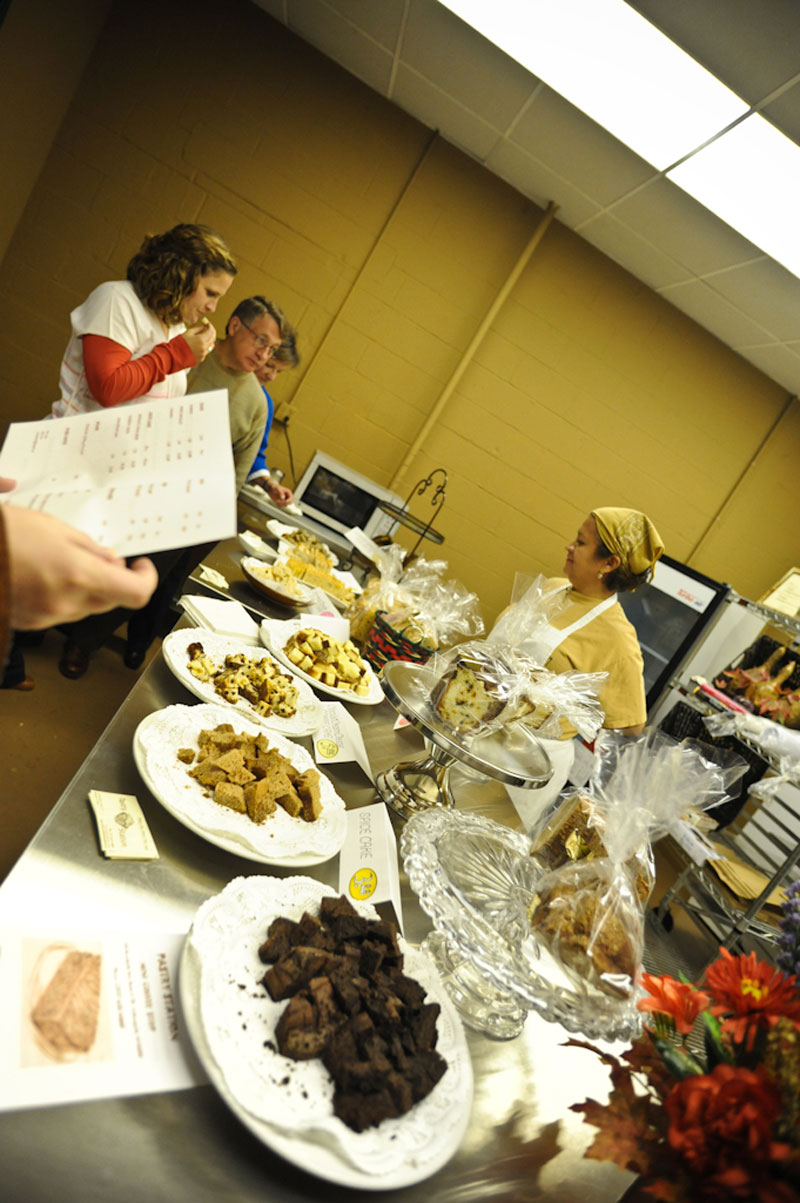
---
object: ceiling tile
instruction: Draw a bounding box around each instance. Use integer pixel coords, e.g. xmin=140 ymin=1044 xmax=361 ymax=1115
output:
xmin=659 ymin=279 xmax=776 ymax=348
xmin=319 ymin=0 xmax=406 ymax=48
xmin=626 ymin=0 xmax=800 ymax=104
xmin=703 ymin=259 xmax=800 ymax=342
xmin=392 ymin=65 xmax=503 ymax=159
xmin=578 ymin=213 xmax=693 ymax=289
xmin=761 ymin=87 xmax=800 ymax=151
xmin=609 ymin=177 xmax=764 ymax=276
xmin=283 ymin=0 xmax=394 ymax=93
xmin=401 ymin=0 xmax=539 ymax=128
xmin=484 ymin=141 xmax=601 ymax=227
xmin=734 ymin=342 xmax=800 ymax=395
xmin=508 ymin=87 xmax=654 ymax=206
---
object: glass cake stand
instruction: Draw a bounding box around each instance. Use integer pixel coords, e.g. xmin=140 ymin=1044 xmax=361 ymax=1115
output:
xmin=400 ymin=808 xmax=643 ymax=1042
xmin=376 ymin=660 xmax=552 ymax=820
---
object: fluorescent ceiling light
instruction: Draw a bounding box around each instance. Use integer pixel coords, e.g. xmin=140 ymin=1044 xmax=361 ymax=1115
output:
xmin=437 ymin=0 xmax=748 ymax=169
xmin=669 ymin=115 xmax=800 ymax=279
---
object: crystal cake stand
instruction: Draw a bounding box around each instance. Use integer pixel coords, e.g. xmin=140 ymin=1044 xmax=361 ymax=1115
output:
xmin=376 ymin=660 xmax=552 ymax=820
xmin=401 ymin=808 xmax=643 ymax=1042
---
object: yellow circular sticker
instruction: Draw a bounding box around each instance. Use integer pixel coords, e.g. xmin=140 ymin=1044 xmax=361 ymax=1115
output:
xmin=316 ymin=738 xmax=339 ymax=759
xmin=349 ymin=868 xmax=377 ymax=900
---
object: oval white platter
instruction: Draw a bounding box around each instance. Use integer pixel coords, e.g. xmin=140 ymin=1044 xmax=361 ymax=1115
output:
xmin=260 ymin=618 xmax=384 ymax=706
xmin=133 ymin=704 xmax=346 ymax=866
xmin=162 ymin=627 xmax=322 ymax=736
xmin=180 ymin=875 xmax=473 ymax=1189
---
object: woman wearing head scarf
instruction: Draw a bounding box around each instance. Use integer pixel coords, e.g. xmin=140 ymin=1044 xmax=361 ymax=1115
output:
xmin=505 ymin=505 xmax=664 ymax=829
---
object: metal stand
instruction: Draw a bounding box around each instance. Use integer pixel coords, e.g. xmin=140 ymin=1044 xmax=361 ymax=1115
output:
xmin=375 ymin=661 xmax=552 ymax=820
xmin=379 ymin=468 xmax=447 ymax=558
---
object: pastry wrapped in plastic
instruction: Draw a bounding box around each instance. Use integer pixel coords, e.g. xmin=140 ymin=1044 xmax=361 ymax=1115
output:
xmin=428 ymin=637 xmax=606 ymax=744
xmin=427 ymin=640 xmax=532 ymax=737
xmin=529 ymin=792 xmax=654 ymax=903
xmin=527 ymin=857 xmax=642 ymax=999
xmin=526 ymin=730 xmax=749 ymax=1001
xmin=345 ymin=544 xmax=410 ymax=645
xmin=364 ymin=559 xmax=484 ymax=669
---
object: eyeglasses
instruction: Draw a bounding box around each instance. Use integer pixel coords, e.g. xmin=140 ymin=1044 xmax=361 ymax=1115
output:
xmin=239 ymin=318 xmax=280 ymax=358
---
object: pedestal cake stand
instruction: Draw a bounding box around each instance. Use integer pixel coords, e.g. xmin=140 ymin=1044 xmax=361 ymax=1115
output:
xmin=376 ymin=660 xmax=552 ymax=820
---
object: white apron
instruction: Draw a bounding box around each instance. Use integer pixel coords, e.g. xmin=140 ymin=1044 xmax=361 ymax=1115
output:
xmin=506 ymin=591 xmax=617 ymax=832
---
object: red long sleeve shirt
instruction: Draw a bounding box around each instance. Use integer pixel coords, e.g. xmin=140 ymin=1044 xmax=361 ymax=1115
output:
xmin=82 ymin=334 xmax=196 ymax=407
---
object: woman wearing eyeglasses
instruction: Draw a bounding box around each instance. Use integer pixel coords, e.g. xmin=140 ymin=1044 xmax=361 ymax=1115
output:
xmin=53 ymin=223 xmax=236 ymax=419
xmin=186 ymin=296 xmax=289 ymax=493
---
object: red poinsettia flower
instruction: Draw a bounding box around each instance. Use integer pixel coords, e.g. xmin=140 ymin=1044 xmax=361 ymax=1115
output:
xmin=704 ymin=949 xmax=800 ymax=1050
xmin=637 ymin=971 xmax=711 ymax=1035
xmin=665 ymin=1064 xmax=791 ymax=1198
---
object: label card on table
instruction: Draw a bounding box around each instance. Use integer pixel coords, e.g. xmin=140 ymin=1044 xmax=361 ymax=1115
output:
xmin=312 ymin=701 xmax=373 ymax=781
xmin=0 ymin=391 xmax=236 ymax=556
xmin=338 ymin=804 xmax=403 ymax=934
xmin=88 ymin=791 xmax=159 ymax=860
xmin=0 ymin=928 xmax=206 ymax=1112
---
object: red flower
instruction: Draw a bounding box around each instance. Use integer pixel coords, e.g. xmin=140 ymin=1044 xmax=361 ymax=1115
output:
xmin=637 ymin=971 xmax=711 ymax=1035
xmin=665 ymin=1064 xmax=791 ymax=1197
xmin=704 ymin=949 xmax=800 ymax=1049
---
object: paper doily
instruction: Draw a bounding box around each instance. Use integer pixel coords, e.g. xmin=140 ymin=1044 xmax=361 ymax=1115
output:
xmin=135 ymin=704 xmax=346 ymax=863
xmin=186 ymin=875 xmax=472 ymax=1179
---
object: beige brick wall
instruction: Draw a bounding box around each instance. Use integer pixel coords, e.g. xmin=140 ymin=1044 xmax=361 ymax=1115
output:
xmin=0 ymin=0 xmax=793 ymax=624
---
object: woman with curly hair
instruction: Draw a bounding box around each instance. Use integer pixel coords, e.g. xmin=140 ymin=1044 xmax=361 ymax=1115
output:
xmin=53 ymin=223 xmax=236 ymax=417
xmin=51 ymin=224 xmax=236 ymax=679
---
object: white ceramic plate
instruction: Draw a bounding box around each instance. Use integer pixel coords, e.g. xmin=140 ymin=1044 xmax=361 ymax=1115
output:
xmin=133 ymin=705 xmax=346 ymax=866
xmin=240 ymin=556 xmax=312 ymax=608
xmin=162 ymin=627 xmax=322 ymax=736
xmin=180 ymin=875 xmax=472 ymax=1189
xmin=237 ymin=530 xmax=278 ymax=562
xmin=260 ymin=618 xmax=384 ymax=705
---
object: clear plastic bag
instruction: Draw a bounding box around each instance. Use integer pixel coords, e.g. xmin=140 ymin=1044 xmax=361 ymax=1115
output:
xmin=426 ymin=639 xmax=606 ymax=743
xmin=488 ymin=573 xmax=570 ymax=657
xmin=380 ymin=568 xmax=484 ymax=654
xmin=526 ymin=730 xmax=749 ymax=1000
xmin=527 ymin=856 xmax=643 ymax=1000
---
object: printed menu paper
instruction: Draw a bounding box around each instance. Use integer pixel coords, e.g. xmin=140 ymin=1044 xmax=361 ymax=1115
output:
xmin=0 ymin=928 xmax=206 ymax=1111
xmin=0 ymin=391 xmax=236 ymax=556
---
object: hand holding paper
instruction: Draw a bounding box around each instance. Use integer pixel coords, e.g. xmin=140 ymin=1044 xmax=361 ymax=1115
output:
xmin=4 ymin=505 xmax=159 ymax=628
xmin=0 ymin=392 xmax=237 ymax=557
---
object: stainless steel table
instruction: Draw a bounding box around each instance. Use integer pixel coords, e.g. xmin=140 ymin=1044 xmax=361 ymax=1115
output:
xmin=0 ymin=599 xmax=633 ymax=1201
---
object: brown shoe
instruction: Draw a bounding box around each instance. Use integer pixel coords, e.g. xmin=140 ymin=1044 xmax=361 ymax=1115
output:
xmin=12 ymin=675 xmax=35 ymax=691
xmin=59 ymin=642 xmax=91 ymax=680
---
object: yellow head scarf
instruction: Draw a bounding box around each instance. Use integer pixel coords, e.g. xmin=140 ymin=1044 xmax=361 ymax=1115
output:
xmin=591 ymin=507 xmax=664 ymax=580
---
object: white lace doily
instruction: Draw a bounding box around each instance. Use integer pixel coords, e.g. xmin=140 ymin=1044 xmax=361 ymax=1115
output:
xmin=162 ymin=628 xmax=322 ymax=736
xmin=134 ymin=705 xmax=346 ymax=864
xmin=185 ymin=876 xmax=472 ymax=1181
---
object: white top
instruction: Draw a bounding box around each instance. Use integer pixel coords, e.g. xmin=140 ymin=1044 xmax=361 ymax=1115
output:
xmin=53 ymin=279 xmax=188 ymax=417
xmin=519 ymin=588 xmax=618 ymax=665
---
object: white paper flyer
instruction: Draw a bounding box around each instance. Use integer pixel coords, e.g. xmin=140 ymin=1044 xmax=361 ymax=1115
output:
xmin=0 ymin=928 xmax=206 ymax=1112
